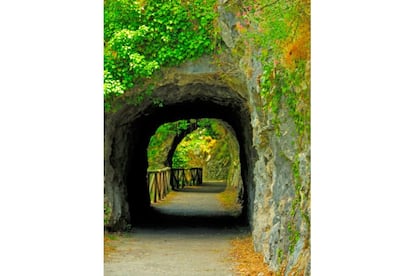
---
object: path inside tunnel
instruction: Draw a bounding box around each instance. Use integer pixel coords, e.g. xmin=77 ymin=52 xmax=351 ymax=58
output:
xmin=104 ymin=182 xmax=249 ymax=275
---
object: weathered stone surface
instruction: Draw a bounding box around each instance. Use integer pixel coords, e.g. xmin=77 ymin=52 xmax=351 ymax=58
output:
xmin=216 ymin=1 xmax=310 ymax=274
xmin=217 ymin=4 xmax=238 ymax=49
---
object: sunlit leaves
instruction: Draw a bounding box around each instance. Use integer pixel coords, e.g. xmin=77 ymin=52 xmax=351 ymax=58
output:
xmin=104 ymin=70 xmax=125 ymax=97
xmin=104 ymin=0 xmax=218 ymax=108
xmin=172 ymin=128 xmax=217 ymax=169
xmin=147 ymin=119 xmax=222 ymax=170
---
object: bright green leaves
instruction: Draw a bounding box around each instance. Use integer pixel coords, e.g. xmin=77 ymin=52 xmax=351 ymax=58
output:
xmin=138 ymin=0 xmax=216 ymax=65
xmin=129 ymin=53 xmax=159 ymax=77
xmin=104 ymin=0 xmax=218 ymax=109
xmin=104 ymin=26 xmax=158 ymax=89
xmin=104 ymin=0 xmax=143 ymax=41
xmin=104 ymin=70 xmax=126 ymax=111
xmin=104 ymin=70 xmax=125 ymax=97
xmin=176 ymin=120 xmax=190 ymax=132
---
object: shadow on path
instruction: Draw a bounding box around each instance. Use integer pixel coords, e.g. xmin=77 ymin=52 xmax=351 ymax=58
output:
xmin=135 ymin=182 xmax=247 ymax=229
xmin=105 ymin=182 xmax=249 ymax=275
xmin=176 ymin=181 xmax=227 ymax=193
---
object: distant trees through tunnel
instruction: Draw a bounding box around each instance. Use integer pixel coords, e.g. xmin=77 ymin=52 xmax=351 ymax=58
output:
xmin=148 ymin=119 xmax=241 ymax=182
xmin=146 ymin=118 xmax=244 ymax=214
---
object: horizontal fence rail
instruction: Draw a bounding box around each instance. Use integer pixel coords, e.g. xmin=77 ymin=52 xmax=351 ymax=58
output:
xmin=171 ymin=168 xmax=202 ymax=190
xmin=147 ymin=167 xmax=202 ymax=203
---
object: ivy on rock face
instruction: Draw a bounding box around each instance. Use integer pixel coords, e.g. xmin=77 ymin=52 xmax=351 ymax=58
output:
xmin=104 ymin=0 xmax=217 ymax=105
xmin=235 ymin=0 xmax=310 ymax=138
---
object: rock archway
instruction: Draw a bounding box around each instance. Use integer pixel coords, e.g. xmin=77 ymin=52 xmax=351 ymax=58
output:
xmin=105 ymin=51 xmax=310 ymax=273
xmin=104 ymin=77 xmax=257 ymax=229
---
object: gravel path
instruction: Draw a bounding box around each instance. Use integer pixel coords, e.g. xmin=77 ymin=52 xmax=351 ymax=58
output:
xmin=104 ymin=182 xmax=248 ymax=276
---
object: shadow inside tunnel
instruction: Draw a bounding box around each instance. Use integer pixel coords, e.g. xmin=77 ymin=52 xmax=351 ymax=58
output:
xmin=174 ymin=181 xmax=227 ymax=193
xmin=135 ymin=212 xmax=246 ymax=230
xmin=133 ymin=182 xmax=248 ymax=230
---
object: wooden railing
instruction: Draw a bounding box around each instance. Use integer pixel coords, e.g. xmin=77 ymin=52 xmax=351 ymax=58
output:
xmin=147 ymin=167 xmax=202 ymax=203
xmin=147 ymin=168 xmax=171 ymax=203
xmin=170 ymin=168 xmax=202 ymax=190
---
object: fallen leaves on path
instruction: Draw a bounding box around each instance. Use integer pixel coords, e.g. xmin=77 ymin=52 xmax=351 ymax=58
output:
xmin=104 ymin=233 xmax=119 ymax=262
xmin=230 ymin=236 xmax=275 ymax=276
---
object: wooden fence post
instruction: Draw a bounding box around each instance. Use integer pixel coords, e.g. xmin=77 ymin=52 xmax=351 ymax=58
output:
xmin=147 ymin=167 xmax=204 ymax=203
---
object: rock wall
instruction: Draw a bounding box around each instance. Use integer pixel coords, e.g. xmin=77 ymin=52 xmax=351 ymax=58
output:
xmin=216 ymin=0 xmax=311 ymax=274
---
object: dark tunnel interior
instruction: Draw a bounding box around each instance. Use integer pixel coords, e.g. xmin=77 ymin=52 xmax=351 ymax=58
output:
xmin=118 ymin=87 xmax=256 ymax=227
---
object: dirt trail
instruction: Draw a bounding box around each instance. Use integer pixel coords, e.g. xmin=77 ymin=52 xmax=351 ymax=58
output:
xmin=104 ymin=182 xmax=249 ymax=276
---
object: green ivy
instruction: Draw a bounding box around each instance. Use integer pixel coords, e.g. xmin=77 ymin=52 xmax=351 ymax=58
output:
xmin=197 ymin=118 xmax=220 ymax=138
xmin=104 ymin=0 xmax=218 ymax=110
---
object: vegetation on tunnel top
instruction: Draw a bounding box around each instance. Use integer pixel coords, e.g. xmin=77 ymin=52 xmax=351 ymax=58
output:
xmin=104 ymin=0 xmax=218 ymax=111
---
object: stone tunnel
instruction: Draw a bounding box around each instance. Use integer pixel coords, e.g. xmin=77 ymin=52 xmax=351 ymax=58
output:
xmin=105 ymin=52 xmax=310 ymax=274
xmin=105 ymin=77 xmax=256 ymax=228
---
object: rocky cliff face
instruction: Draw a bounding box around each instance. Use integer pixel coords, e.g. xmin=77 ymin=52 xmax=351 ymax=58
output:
xmin=217 ymin=1 xmax=310 ymax=273
xmin=104 ymin=0 xmax=310 ymax=274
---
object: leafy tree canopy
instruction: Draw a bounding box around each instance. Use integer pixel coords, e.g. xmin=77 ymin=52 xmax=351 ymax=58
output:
xmin=147 ymin=119 xmax=221 ymax=169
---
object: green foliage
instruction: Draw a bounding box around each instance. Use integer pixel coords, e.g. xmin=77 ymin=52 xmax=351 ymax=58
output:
xmin=235 ymin=0 xmax=310 ymax=138
xmin=172 ymin=128 xmax=214 ymax=168
xmin=104 ymin=0 xmax=218 ymax=110
xmin=147 ymin=119 xmax=223 ymax=170
xmin=197 ymin=118 xmax=220 ymax=138
xmin=104 ymin=70 xmax=126 ymax=96
xmin=104 ymin=70 xmax=126 ymax=111
xmin=176 ymin=120 xmax=190 ymax=133
xmin=171 ymin=119 xmax=235 ymax=182
xmin=147 ymin=119 xmax=201 ymax=169
xmin=171 ymin=143 xmax=190 ymax=168
xmin=147 ymin=121 xmax=178 ymax=168
xmin=104 ymin=26 xmax=160 ymax=90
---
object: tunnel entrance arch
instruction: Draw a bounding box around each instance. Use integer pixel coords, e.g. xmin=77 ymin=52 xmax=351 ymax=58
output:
xmin=104 ymin=81 xmax=257 ymax=230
